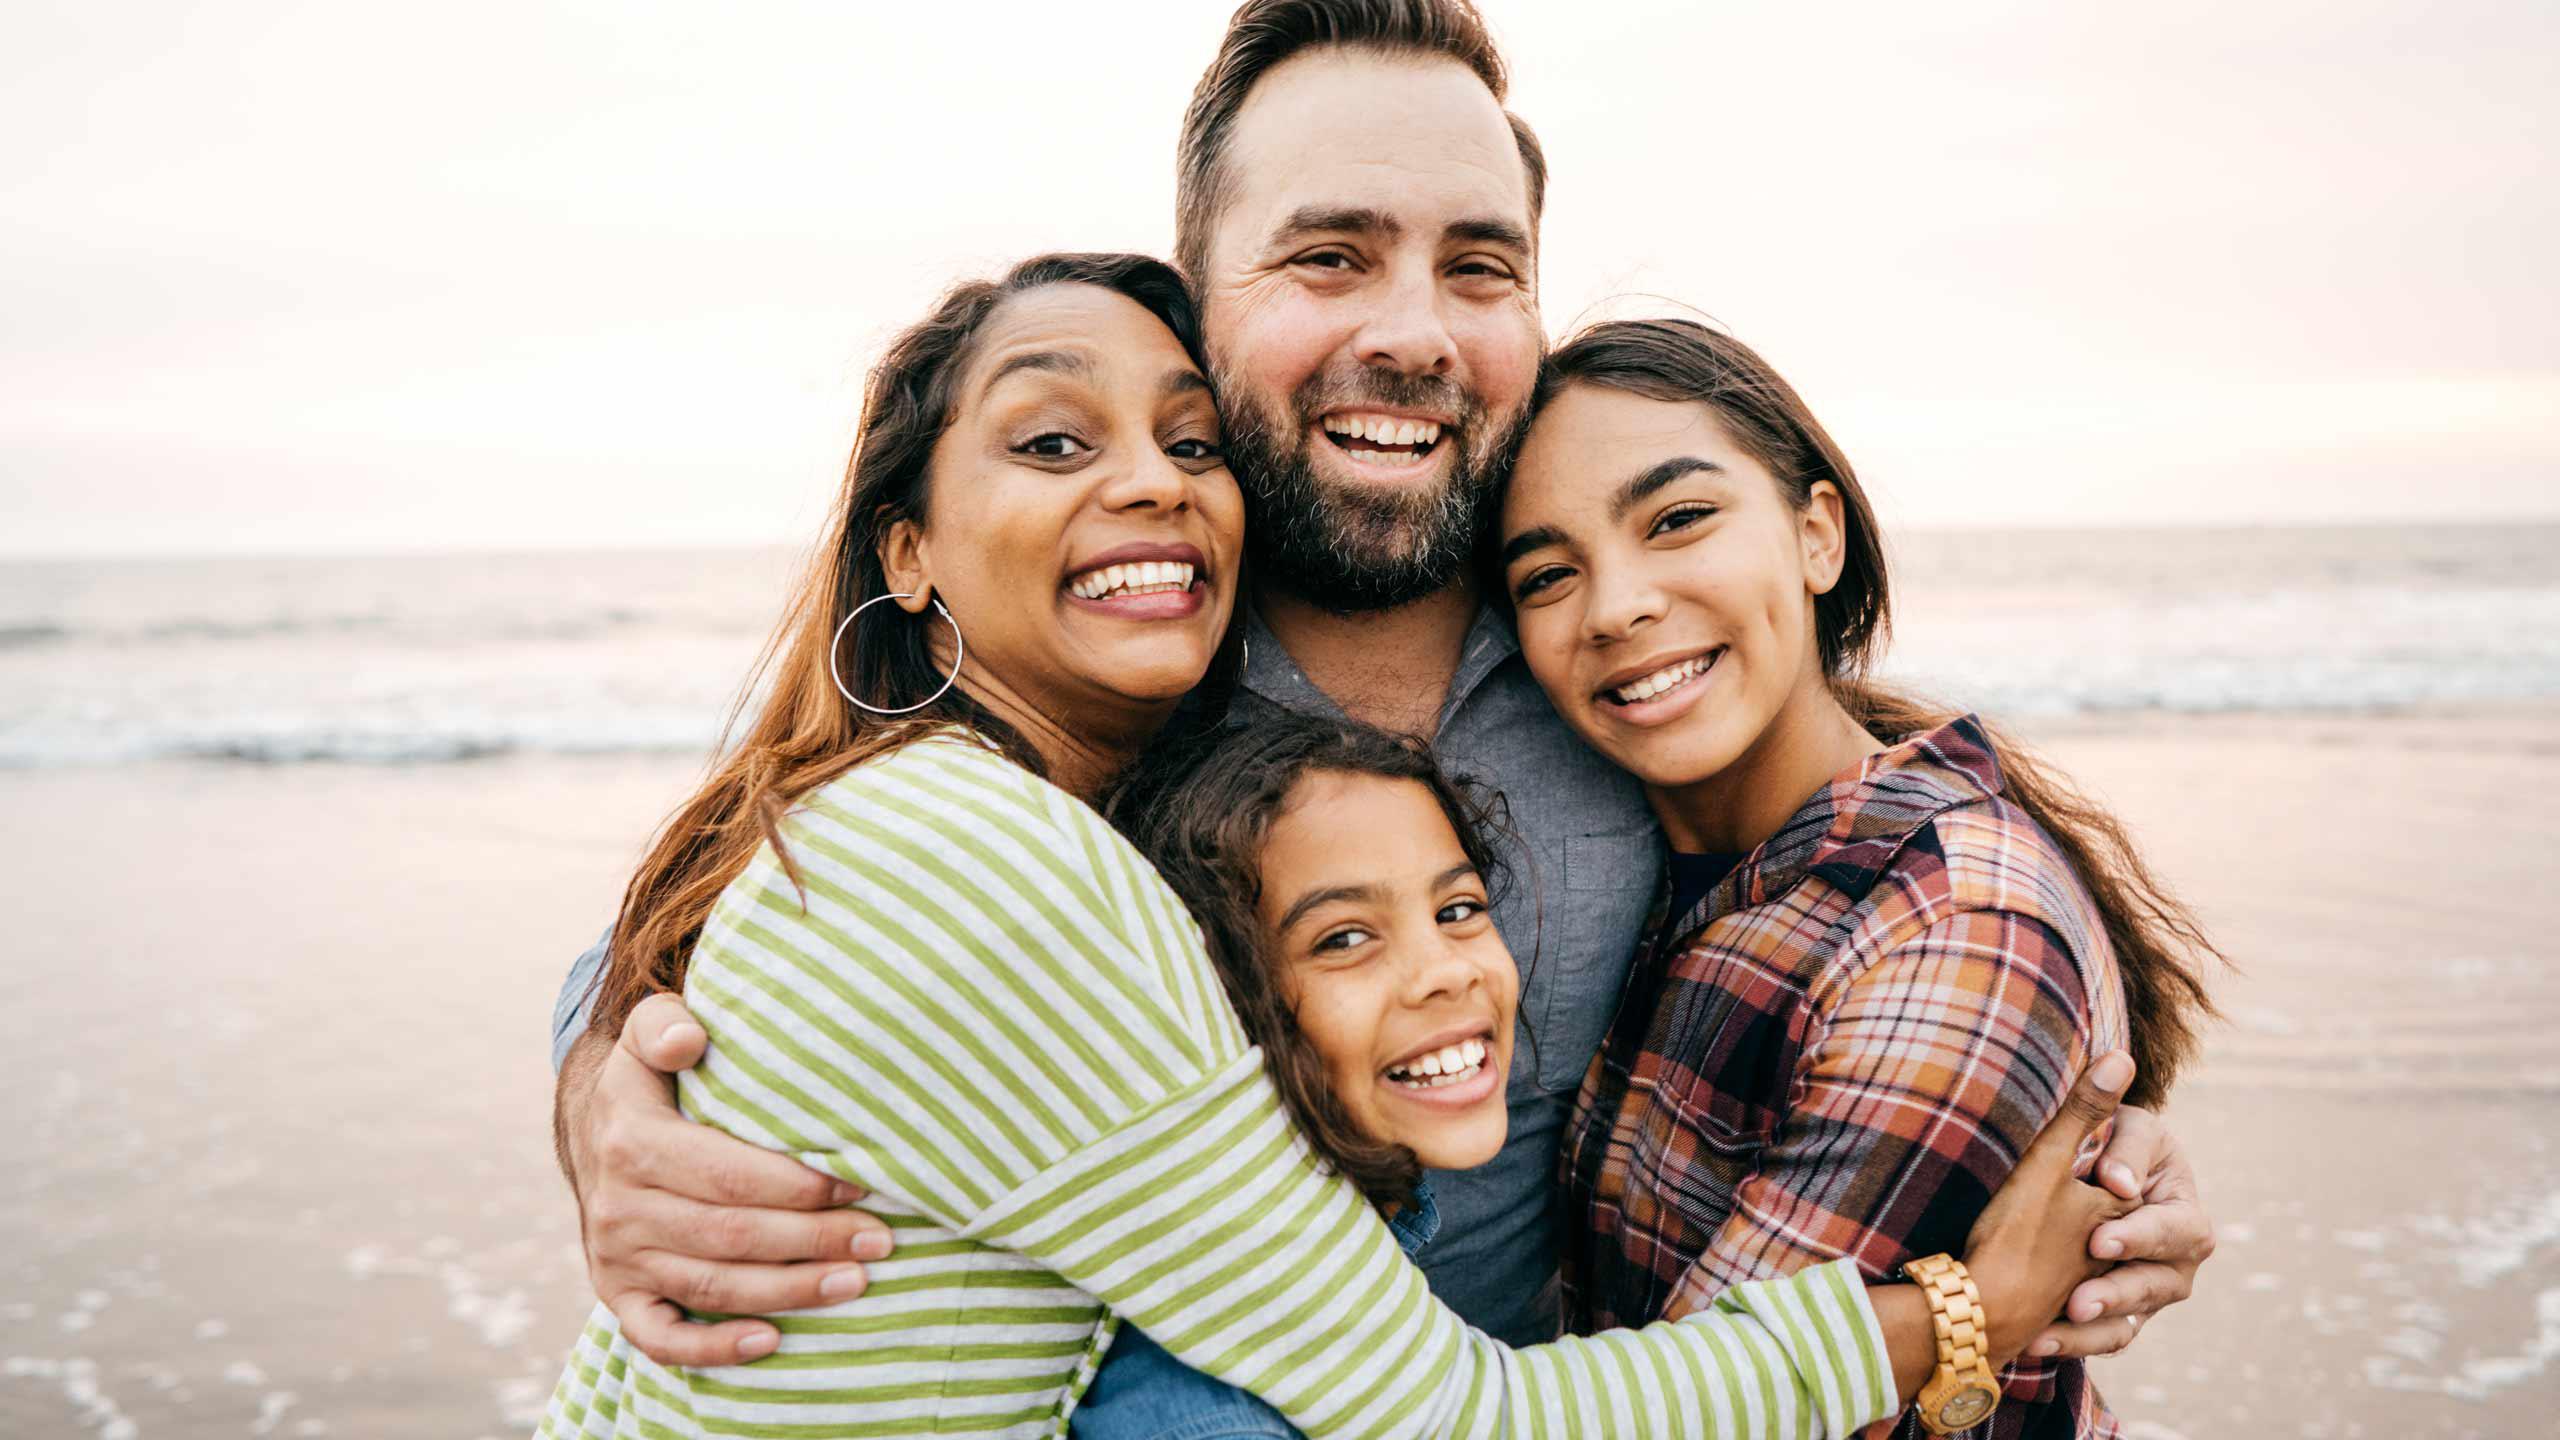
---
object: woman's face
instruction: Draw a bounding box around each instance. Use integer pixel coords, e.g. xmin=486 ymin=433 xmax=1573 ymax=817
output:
xmin=890 ymin=284 xmax=1244 ymax=726
xmin=1499 ymin=383 xmax=1843 ymax=790
xmin=1256 ymin=771 xmax=1517 ymax=1172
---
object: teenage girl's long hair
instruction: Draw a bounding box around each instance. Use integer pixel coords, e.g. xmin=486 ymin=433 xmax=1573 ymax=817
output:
xmin=584 ymin=253 xmax=1237 ymax=1044
xmin=1535 ymin=319 xmax=2220 ymax=1107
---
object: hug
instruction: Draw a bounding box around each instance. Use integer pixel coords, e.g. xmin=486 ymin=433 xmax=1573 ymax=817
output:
xmin=539 ymin=3 xmax=2219 ymax=1437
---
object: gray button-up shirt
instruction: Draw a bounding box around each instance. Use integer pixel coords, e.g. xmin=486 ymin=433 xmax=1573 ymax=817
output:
xmin=550 ymin=603 xmax=1659 ymax=1346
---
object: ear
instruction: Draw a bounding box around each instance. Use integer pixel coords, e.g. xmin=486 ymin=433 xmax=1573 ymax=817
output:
xmin=875 ymin=512 xmax=934 ymax=615
xmin=1800 ymin=480 xmax=1849 ymax=598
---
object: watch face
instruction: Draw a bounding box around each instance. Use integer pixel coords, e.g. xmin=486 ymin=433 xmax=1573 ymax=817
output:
xmin=1940 ymin=1386 xmax=1997 ymax=1428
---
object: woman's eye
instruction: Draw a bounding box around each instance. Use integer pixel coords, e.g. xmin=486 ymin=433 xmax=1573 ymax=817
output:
xmin=1015 ymin=433 xmax=1089 ymax=459
xmin=1512 ymin=565 xmax=1570 ymax=601
xmin=1167 ymin=437 xmax=1223 ymax=461
xmin=1312 ymin=926 xmax=1373 ymax=955
xmin=1438 ymin=900 xmax=1484 ymax=925
xmin=1650 ymin=503 xmax=1716 ymax=537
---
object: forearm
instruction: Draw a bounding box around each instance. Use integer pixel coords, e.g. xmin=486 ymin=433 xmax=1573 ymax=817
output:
xmin=1867 ymin=1283 xmax=1937 ymax=1403
xmin=553 ymin=1025 xmax=610 ymax=1190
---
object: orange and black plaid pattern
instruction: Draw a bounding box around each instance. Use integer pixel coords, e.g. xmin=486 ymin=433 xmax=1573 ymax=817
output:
xmin=1562 ymin=717 xmax=2129 ymax=1440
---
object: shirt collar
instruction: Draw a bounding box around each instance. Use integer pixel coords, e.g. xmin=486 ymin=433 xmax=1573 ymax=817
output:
xmin=1239 ymin=601 xmax=1520 ymax=730
xmin=1387 ymin=1177 xmax=1442 ymax=1256
xmin=1665 ymin=713 xmax=2007 ymax=942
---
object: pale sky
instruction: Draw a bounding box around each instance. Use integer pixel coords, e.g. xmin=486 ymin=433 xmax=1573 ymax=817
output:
xmin=4 ymin=0 xmax=2554 ymax=556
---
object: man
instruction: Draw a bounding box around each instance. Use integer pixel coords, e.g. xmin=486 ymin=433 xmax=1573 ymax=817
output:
xmin=550 ymin=0 xmax=2213 ymax=1404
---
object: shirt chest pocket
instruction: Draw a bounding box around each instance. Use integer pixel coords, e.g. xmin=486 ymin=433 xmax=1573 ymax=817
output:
xmin=1625 ymin=957 xmax=1797 ymax=1225
xmin=1526 ymin=831 xmax=1661 ymax=1093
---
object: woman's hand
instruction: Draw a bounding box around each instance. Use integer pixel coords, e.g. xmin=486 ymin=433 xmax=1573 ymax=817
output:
xmin=1957 ymin=1051 xmax=2142 ymax=1365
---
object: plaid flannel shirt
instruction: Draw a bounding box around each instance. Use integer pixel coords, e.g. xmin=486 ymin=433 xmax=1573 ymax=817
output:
xmin=1562 ymin=716 xmax=2129 ymax=1440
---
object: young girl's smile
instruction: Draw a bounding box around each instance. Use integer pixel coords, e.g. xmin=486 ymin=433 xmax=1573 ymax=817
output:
xmin=1254 ymin=770 xmax=1518 ymax=1172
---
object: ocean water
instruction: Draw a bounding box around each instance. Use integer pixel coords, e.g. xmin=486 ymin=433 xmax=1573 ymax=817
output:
xmin=2 ymin=523 xmax=2554 ymax=768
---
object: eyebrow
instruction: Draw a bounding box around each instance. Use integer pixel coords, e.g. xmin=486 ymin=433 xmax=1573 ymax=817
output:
xmin=982 ymin=348 xmax=1095 ymax=392
xmin=1274 ymin=863 xmax=1484 ymax=936
xmin=1270 ymin=207 xmax=1532 ymax=258
xmin=1500 ymin=456 xmax=1724 ymax=567
xmin=1161 ymin=368 xmax=1211 ymax=399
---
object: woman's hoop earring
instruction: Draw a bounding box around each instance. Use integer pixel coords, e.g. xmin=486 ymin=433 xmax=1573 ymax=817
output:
xmin=830 ymin=593 xmax=965 ymax=716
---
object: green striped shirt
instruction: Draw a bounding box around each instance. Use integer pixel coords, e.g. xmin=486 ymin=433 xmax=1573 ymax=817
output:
xmin=537 ymin=733 xmax=1896 ymax=1439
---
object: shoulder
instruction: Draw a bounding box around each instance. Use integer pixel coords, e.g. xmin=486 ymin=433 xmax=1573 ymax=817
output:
xmin=1825 ymin=798 xmax=2112 ymax=1007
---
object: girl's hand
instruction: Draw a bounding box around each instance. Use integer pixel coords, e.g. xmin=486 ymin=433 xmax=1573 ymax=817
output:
xmin=1956 ymin=1051 xmax=2141 ymax=1365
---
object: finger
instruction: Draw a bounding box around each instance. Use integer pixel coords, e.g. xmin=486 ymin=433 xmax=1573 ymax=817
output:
xmin=2014 ymin=1051 xmax=2134 ymax=1188
xmin=610 ymin=1293 xmax=782 ymax=1368
xmin=2027 ymin=1312 xmax=2144 ymax=1361
xmin=611 ymin=1188 xmax=894 ymax=1264
xmin=609 ymin=1109 xmax=864 ymax=1210
xmin=2065 ymin=1262 xmax=2191 ymax=1325
xmin=623 ymin=992 xmax=709 ymax=1074
xmin=637 ymin=1252 xmax=875 ymax=1316
xmin=2089 ymin=1201 xmax=2216 ymax=1266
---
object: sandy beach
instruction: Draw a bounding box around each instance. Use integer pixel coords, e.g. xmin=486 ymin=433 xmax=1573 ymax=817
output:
xmin=5 ymin=706 xmax=2555 ymax=1437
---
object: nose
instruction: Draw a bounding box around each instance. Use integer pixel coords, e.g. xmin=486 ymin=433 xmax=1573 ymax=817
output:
xmin=1352 ymin=262 xmax=1457 ymax=379
xmin=1581 ymin=555 xmax=1665 ymax=645
xmin=1097 ymin=442 xmax=1192 ymax=515
xmin=1395 ymin=928 xmax=1482 ymax=1010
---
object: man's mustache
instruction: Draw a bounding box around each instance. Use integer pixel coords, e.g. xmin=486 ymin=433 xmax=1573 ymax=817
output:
xmin=1288 ymin=367 xmax=1481 ymax=434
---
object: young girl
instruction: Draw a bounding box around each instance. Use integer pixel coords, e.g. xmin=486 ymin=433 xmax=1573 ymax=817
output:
xmin=1075 ymin=712 xmax=2150 ymax=1440
xmin=1498 ymin=319 xmax=2222 ymax=1438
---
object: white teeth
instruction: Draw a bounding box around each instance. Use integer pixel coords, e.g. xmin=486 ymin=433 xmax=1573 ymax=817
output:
xmin=1385 ymin=1035 xmax=1492 ymax=1088
xmin=1609 ymin=653 xmax=1713 ymax=705
xmin=1321 ymin=415 xmax=1444 ymax=450
xmin=1069 ymin=560 xmax=1198 ymax=600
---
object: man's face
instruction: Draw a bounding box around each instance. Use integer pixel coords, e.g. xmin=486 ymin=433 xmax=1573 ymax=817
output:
xmin=1198 ymin=50 xmax=1543 ymax=613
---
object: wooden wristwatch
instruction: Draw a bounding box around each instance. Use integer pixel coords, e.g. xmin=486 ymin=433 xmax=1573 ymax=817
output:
xmin=1901 ymin=1253 xmax=2001 ymax=1434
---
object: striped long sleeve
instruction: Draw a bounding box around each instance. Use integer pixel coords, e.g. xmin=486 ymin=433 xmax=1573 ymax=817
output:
xmin=538 ymin=735 xmax=1898 ymax=1440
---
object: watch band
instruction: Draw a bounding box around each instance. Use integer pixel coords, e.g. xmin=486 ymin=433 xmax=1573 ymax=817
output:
xmin=1901 ymin=1253 xmax=2001 ymax=1434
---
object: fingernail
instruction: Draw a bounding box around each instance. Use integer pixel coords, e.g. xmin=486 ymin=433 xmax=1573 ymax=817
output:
xmin=828 ymin=1181 xmax=860 ymax=1206
xmin=2033 ymin=1339 xmax=2060 ymax=1358
xmin=2105 ymin=1163 xmax=2138 ymax=1194
xmin=2090 ymin=1052 xmax=2133 ymax=1094
xmin=854 ymin=1231 xmax=893 ymax=1262
xmin=665 ymin=1022 xmax=705 ymax=1048
xmin=820 ymin=1267 xmax=866 ymax=1300
xmin=736 ymin=1329 xmax=778 ymax=1361
xmin=2093 ymin=1235 xmax=2123 ymax=1259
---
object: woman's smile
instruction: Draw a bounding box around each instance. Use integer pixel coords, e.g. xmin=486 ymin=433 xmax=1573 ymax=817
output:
xmin=1062 ymin=542 xmax=1210 ymax=620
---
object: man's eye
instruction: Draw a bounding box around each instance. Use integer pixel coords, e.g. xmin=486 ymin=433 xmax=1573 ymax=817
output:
xmin=1016 ymin=433 xmax=1088 ymax=459
xmin=1295 ymin=250 xmax=1355 ymax=271
xmin=1313 ymin=926 xmax=1373 ymax=954
xmin=1452 ymin=261 xmax=1513 ymax=280
xmin=1438 ymin=900 xmax=1484 ymax=925
xmin=1651 ymin=503 xmax=1716 ymax=536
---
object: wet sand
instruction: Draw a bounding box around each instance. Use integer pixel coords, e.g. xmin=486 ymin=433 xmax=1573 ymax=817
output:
xmin=5 ymin=708 xmax=2555 ymax=1436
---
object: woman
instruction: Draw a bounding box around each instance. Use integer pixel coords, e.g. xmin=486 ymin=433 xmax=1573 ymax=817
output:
xmin=535 ymin=257 xmax=2134 ymax=1440
xmin=1498 ymin=318 xmax=2222 ymax=1437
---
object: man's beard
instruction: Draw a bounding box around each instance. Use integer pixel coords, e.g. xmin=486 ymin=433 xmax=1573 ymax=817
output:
xmin=1214 ymin=359 xmax=1531 ymax=615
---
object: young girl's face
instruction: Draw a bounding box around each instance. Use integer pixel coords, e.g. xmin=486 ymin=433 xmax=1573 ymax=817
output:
xmin=1255 ymin=771 xmax=1518 ymax=1172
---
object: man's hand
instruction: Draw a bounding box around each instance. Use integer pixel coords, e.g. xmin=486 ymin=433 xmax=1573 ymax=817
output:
xmin=556 ymin=992 xmax=894 ymax=1366
xmin=2026 ymin=1102 xmax=2215 ymax=1360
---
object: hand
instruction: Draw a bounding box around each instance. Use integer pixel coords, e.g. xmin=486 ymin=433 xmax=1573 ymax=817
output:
xmin=562 ymin=992 xmax=894 ymax=1366
xmin=2024 ymin=1101 xmax=2215 ymax=1360
xmin=1957 ymin=1052 xmax=2142 ymax=1365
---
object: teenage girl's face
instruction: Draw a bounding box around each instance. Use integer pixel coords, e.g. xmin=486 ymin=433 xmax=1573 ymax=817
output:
xmin=1499 ymin=383 xmax=1846 ymax=789
xmin=1256 ymin=771 xmax=1517 ymax=1172
xmin=884 ymin=284 xmax=1244 ymax=729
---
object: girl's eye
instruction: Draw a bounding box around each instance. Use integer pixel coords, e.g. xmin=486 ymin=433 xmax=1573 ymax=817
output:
xmin=1313 ymin=926 xmax=1374 ymax=954
xmin=1512 ymin=564 xmax=1571 ymax=601
xmin=1016 ymin=433 xmax=1089 ymax=459
xmin=1167 ymin=437 xmax=1223 ymax=461
xmin=1650 ymin=503 xmax=1716 ymax=537
xmin=1438 ymin=899 xmax=1484 ymax=925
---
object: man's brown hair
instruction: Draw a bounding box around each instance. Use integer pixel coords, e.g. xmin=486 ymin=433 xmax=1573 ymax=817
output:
xmin=1174 ymin=0 xmax=1547 ymax=284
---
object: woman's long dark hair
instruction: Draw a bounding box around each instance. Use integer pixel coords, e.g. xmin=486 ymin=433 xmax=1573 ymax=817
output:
xmin=1535 ymin=318 xmax=2220 ymax=1107
xmin=1114 ymin=713 xmax=1513 ymax=1210
xmin=589 ymin=253 xmax=1240 ymax=1043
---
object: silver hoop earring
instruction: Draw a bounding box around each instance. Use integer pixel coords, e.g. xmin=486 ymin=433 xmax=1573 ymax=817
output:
xmin=830 ymin=593 xmax=965 ymax=716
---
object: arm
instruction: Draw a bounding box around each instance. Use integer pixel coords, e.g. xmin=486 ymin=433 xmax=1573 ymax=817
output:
xmin=548 ymin=936 xmax=893 ymax=1368
xmin=1663 ymin=909 xmax=2101 ymax=1407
